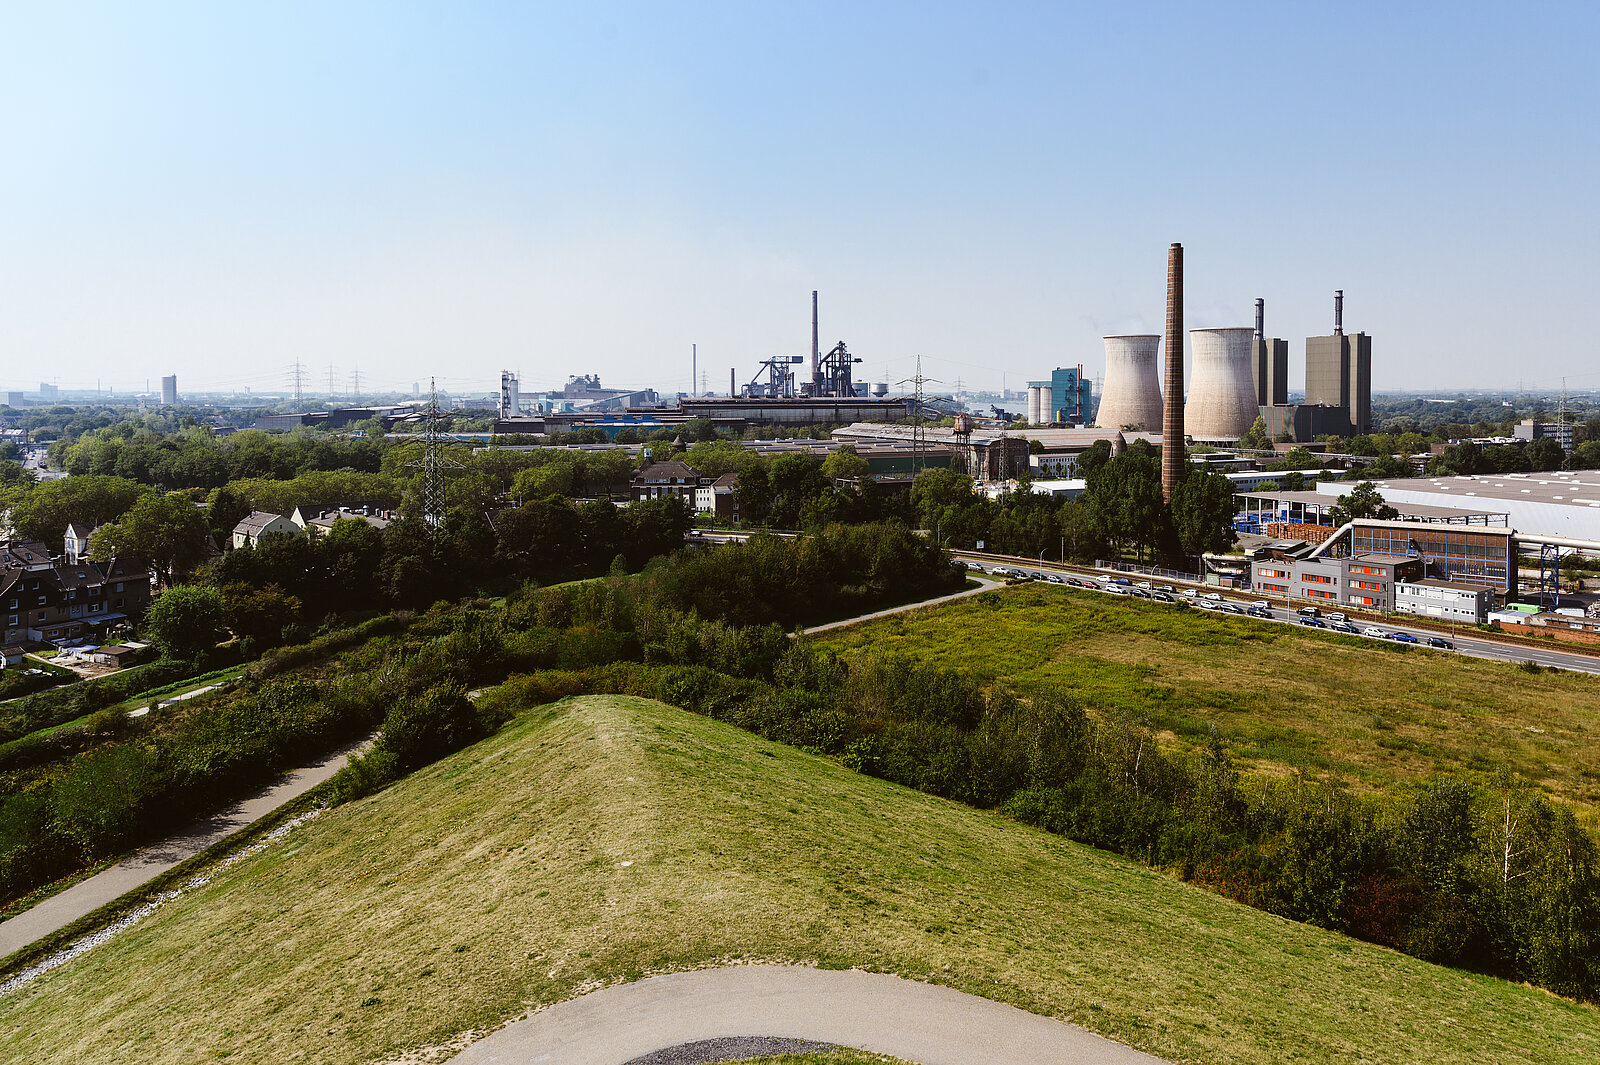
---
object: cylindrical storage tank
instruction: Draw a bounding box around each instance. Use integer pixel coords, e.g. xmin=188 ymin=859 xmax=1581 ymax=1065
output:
xmin=1026 ymin=387 xmax=1040 ymax=425
xmin=1034 ymin=386 xmax=1049 ymax=424
xmin=1094 ymin=335 xmax=1163 ymax=432
xmin=1185 ymin=327 xmax=1261 ymax=442
xmin=871 ymin=381 xmax=888 ymax=397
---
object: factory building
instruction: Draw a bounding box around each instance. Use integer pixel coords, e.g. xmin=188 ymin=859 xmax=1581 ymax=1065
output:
xmin=1252 ymin=291 xmax=1373 ymax=442
xmin=1025 ymin=366 xmax=1093 ymax=426
xmin=1394 ymin=579 xmax=1495 ymax=624
xmin=1301 ymin=290 xmax=1371 ymax=436
xmin=1093 ymin=335 xmax=1163 ymax=432
xmin=1251 ymin=298 xmax=1289 ymax=408
xmin=1313 ymin=472 xmax=1600 ymax=543
xmin=1251 ymin=518 xmax=1516 ymax=607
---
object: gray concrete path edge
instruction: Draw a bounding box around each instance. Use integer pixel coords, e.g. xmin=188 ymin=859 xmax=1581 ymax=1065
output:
xmin=448 ymin=964 xmax=1168 ymax=1065
xmin=0 ymin=735 xmax=368 ymax=958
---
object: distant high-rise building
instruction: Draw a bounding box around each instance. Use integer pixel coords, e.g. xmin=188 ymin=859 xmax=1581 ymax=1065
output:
xmin=161 ymin=375 xmax=178 ymax=405
xmin=39 ymin=382 xmax=58 ymax=399
xmin=5 ymin=392 xmax=23 ymax=408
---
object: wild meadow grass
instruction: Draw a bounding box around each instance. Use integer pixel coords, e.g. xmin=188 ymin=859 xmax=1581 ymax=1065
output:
xmin=817 ymin=586 xmax=1600 ymax=817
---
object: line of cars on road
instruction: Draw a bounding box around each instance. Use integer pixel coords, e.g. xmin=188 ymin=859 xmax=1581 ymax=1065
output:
xmin=963 ymin=559 xmax=1457 ymax=650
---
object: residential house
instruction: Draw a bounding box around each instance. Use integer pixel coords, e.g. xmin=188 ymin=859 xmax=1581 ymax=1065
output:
xmin=232 ymin=511 xmax=303 ymax=549
xmin=693 ymin=473 xmax=740 ymax=521
xmin=630 ymin=460 xmax=702 ymax=503
xmin=1 ymin=534 xmax=151 ymax=648
xmin=290 ymin=503 xmax=395 ymax=538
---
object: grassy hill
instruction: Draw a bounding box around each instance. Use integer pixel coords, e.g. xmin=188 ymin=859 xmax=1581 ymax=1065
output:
xmin=2 ymin=695 xmax=1595 ymax=1065
xmin=816 ymin=585 xmax=1600 ymax=819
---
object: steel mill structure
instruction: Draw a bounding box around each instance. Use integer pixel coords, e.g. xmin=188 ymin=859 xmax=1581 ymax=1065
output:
xmin=1161 ymin=242 xmax=1184 ymax=502
xmin=1185 ymin=327 xmax=1261 ymax=442
xmin=1093 ymin=335 xmax=1163 ymax=432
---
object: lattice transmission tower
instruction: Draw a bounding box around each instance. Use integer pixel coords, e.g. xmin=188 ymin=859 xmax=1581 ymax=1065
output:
xmin=411 ymin=378 xmax=464 ymax=529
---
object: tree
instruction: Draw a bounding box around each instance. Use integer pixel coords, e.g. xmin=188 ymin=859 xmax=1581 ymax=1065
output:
xmin=1082 ymin=452 xmax=1168 ymax=561
xmin=220 ymin=582 xmax=304 ymax=645
xmin=821 ymin=446 xmax=870 ymax=484
xmin=6 ymin=475 xmax=144 ymax=545
xmin=1527 ymin=437 xmax=1565 ymax=472
xmin=1238 ymin=415 xmax=1270 ymax=450
xmin=88 ymin=491 xmax=211 ymax=585
xmin=1328 ymin=481 xmax=1399 ymax=526
xmin=206 ymin=484 xmax=252 ymax=540
xmin=142 ymin=584 xmax=226 ymax=659
xmin=1168 ymin=468 xmax=1238 ymax=558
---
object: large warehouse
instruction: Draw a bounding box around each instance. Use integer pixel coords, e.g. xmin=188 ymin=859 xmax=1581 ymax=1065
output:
xmin=1313 ymin=472 xmax=1600 ymax=542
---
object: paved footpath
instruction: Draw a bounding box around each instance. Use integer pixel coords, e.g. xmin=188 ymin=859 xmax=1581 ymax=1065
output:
xmin=799 ymin=577 xmax=1000 ymax=636
xmin=449 ymin=965 xmax=1168 ymax=1065
xmin=0 ymin=736 xmax=367 ymax=959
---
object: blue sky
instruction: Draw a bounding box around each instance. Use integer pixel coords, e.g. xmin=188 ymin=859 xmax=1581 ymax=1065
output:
xmin=1 ymin=2 xmax=1594 ymax=398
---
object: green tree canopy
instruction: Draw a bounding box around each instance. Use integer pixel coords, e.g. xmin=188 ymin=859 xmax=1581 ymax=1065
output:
xmin=142 ymin=584 xmax=226 ymax=659
xmin=1328 ymin=481 xmax=1399 ymax=526
xmin=88 ymin=490 xmax=211 ymax=585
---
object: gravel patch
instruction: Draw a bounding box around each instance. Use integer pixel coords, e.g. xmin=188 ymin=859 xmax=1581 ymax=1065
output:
xmin=622 ymin=1036 xmax=841 ymax=1064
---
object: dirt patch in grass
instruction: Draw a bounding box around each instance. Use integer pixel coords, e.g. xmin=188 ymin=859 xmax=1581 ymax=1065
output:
xmin=1 ymin=695 xmax=1595 ymax=1065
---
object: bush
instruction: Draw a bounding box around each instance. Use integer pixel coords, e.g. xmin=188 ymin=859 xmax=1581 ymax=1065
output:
xmin=329 ymin=749 xmax=401 ymax=804
xmin=377 ymin=685 xmax=508 ymax=772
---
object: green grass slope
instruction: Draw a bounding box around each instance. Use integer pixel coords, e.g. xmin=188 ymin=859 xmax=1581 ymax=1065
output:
xmin=2 ymin=695 xmax=1595 ymax=1065
xmin=817 ymin=585 xmax=1600 ymax=816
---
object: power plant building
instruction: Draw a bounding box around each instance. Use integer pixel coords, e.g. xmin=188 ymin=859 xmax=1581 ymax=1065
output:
xmin=1184 ymin=327 xmax=1260 ymax=443
xmin=1025 ymin=366 xmax=1093 ymax=425
xmin=1093 ymin=335 xmax=1163 ymax=432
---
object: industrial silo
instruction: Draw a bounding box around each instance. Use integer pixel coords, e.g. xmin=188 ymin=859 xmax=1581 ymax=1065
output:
xmin=1026 ymin=386 xmax=1042 ymax=425
xmin=1094 ymin=335 xmax=1163 ymax=432
xmin=1185 ymin=327 xmax=1260 ymax=442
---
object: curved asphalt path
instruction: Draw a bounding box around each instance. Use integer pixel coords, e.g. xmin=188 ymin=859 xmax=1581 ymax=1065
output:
xmin=0 ymin=735 xmax=369 ymax=959
xmin=448 ymin=965 xmax=1168 ymax=1065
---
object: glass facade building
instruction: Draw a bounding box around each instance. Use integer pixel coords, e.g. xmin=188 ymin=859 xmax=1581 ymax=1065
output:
xmin=1349 ymin=524 xmax=1513 ymax=594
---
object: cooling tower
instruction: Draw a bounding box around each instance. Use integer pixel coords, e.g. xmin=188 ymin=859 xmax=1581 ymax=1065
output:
xmin=1185 ymin=327 xmax=1261 ymax=442
xmin=1094 ymin=335 xmax=1163 ymax=432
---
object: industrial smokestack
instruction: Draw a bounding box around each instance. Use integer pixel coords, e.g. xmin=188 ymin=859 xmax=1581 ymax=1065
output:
xmin=1334 ymin=290 xmax=1344 ymax=336
xmin=1254 ymin=298 xmax=1264 ymax=339
xmin=1162 ymin=243 xmax=1184 ymax=502
xmin=1097 ymin=335 xmax=1163 ymax=432
xmin=811 ymin=290 xmax=820 ymax=386
xmin=730 ymin=368 xmax=735 ymax=398
xmin=692 ymin=343 xmax=697 ymax=397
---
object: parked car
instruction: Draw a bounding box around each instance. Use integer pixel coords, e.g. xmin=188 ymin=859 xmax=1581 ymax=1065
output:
xmin=1297 ymin=616 xmax=1326 ymax=628
xmin=1157 ymin=584 xmax=1176 ymax=593
xmin=1247 ymin=606 xmax=1272 ymax=618
xmin=964 ymin=560 xmax=985 ymax=570
xmin=1389 ymin=631 xmax=1419 ymax=644
xmin=1426 ymin=636 xmax=1455 ymax=649
xmin=1362 ymin=626 xmax=1388 ymax=638
xmin=1135 ymin=580 xmax=1152 ymax=589
xmin=1330 ymin=621 xmax=1360 ymax=634
xmin=1104 ymin=585 xmax=1129 ymax=595
xmin=1152 ymin=592 xmax=1175 ymax=603
xmin=1115 ymin=577 xmax=1133 ymax=586
xmin=1297 ymin=605 xmax=1320 ymax=617
xmin=1203 ymin=592 xmax=1223 ymax=601
xmin=1218 ymin=604 xmax=1244 ymax=614
xmin=1326 ymin=611 xmax=1348 ymax=622
xmin=1253 ymin=601 xmax=1271 ymax=611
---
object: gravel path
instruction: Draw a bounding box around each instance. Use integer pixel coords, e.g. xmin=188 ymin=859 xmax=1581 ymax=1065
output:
xmin=0 ymin=734 xmax=370 ymax=959
xmin=621 ymin=1036 xmax=838 ymax=1064
xmin=448 ymin=964 xmax=1168 ymax=1065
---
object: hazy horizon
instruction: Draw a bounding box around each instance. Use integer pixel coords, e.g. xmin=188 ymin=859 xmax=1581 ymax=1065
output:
xmin=3 ymin=3 xmax=1594 ymax=399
